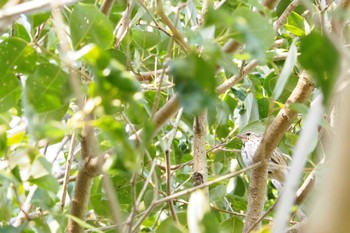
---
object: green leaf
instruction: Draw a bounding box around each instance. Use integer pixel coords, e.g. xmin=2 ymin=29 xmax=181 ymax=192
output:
xmin=0 ymin=73 xmax=21 ymax=112
xmin=232 ymin=7 xmax=274 ymax=63
xmin=239 ymin=93 xmax=259 ymax=129
xmin=12 ymin=22 xmax=31 ymax=42
xmin=210 ymin=184 xmax=227 ymax=201
xmin=69 ymin=4 xmax=114 ymax=49
xmin=0 ymin=38 xmax=37 ymax=76
xmin=299 ymin=31 xmax=340 ymax=105
xmin=202 ymin=212 xmax=219 ymax=233
xmin=132 ymin=28 xmax=161 ymax=49
xmin=156 ymin=212 xmax=187 ymax=233
xmin=26 ymin=63 xmax=72 ymax=113
xmin=273 ymin=40 xmax=298 ymax=99
xmin=30 ymin=156 xmax=52 ymax=179
xmin=0 ymin=224 xmax=28 ymax=233
xmin=284 ymin=12 xmax=305 ymax=36
xmin=81 ymin=45 xmax=141 ymax=111
xmin=29 ymin=175 xmax=59 ymax=193
xmin=258 ymin=98 xmax=270 ymax=118
xmin=66 ymin=214 xmax=105 ymax=233
xmin=170 ymin=53 xmax=216 ymax=115
xmin=226 ymin=194 xmax=248 ymax=211
xmin=28 ymin=12 xmax=51 ymax=28
xmin=219 ymin=216 xmax=244 ymax=233
xmin=231 ymin=88 xmax=247 ymax=101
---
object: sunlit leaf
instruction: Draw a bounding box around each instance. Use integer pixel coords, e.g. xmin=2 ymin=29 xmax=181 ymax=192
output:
xmin=26 ymin=63 xmax=72 ymax=113
xmin=284 ymin=12 xmax=305 ymax=36
xmin=29 ymin=175 xmax=59 ymax=193
xmin=0 ymin=38 xmax=37 ymax=75
xmin=70 ymin=4 xmax=114 ymax=49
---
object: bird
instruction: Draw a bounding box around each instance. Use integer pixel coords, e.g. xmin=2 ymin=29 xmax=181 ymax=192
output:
xmin=237 ymin=132 xmax=307 ymax=219
xmin=237 ymin=131 xmax=288 ymax=190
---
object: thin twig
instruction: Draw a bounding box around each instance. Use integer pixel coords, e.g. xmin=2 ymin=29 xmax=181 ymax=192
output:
xmin=274 ymin=0 xmax=303 ymax=31
xmin=156 ymin=0 xmax=190 ymax=52
xmin=114 ymin=0 xmax=134 ymax=47
xmin=164 ymin=109 xmax=183 ymax=224
xmin=156 ymin=162 xmax=262 ymax=205
xmin=60 ymin=131 xmax=77 ymax=212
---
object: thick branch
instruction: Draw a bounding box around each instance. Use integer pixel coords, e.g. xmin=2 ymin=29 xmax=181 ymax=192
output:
xmin=67 ymin=126 xmax=101 ymax=233
xmin=192 ymin=110 xmax=209 ymax=197
xmin=156 ymin=0 xmax=190 ymax=52
xmin=243 ymin=74 xmax=314 ymax=232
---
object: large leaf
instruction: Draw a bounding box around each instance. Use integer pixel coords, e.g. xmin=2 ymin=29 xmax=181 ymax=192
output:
xmin=170 ymin=53 xmax=216 ymax=114
xmin=219 ymin=216 xmax=244 ymax=233
xmin=132 ymin=28 xmax=161 ymax=49
xmin=232 ymin=7 xmax=275 ymax=63
xmin=26 ymin=63 xmax=72 ymax=113
xmin=0 ymin=38 xmax=37 ymax=76
xmin=29 ymin=174 xmax=60 ymax=193
xmin=69 ymin=4 xmax=114 ymax=49
xmin=299 ymin=31 xmax=340 ymax=104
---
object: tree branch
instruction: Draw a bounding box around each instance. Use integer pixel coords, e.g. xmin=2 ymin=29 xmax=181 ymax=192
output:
xmin=192 ymin=110 xmax=209 ymax=197
xmin=67 ymin=126 xmax=101 ymax=233
xmin=274 ymin=0 xmax=303 ymax=31
xmin=156 ymin=0 xmax=190 ymax=52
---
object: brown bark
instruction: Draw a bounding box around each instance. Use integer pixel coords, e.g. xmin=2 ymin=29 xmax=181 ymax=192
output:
xmin=67 ymin=126 xmax=101 ymax=233
xmin=192 ymin=110 xmax=209 ymax=197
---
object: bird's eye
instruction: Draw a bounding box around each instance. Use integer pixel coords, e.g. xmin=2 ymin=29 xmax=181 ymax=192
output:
xmin=246 ymin=132 xmax=251 ymax=136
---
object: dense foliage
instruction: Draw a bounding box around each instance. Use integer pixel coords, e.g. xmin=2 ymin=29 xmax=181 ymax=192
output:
xmin=0 ymin=0 xmax=346 ymax=232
